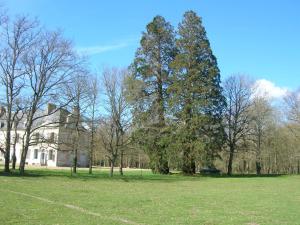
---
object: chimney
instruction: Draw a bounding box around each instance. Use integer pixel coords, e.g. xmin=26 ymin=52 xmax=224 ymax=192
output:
xmin=47 ymin=103 xmax=56 ymax=115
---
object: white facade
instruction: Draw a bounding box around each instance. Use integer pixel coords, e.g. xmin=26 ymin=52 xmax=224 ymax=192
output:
xmin=0 ymin=104 xmax=90 ymax=167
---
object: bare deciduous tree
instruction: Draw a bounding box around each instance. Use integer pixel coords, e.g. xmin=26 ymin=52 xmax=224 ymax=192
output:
xmin=285 ymin=89 xmax=300 ymax=125
xmin=100 ymin=68 xmax=130 ymax=177
xmin=223 ymin=75 xmax=253 ymax=175
xmin=11 ymin=98 xmax=26 ymax=169
xmin=0 ymin=16 xmax=37 ymax=172
xmin=249 ymin=96 xmax=273 ymax=175
xmin=87 ymin=75 xmax=99 ymax=174
xmin=19 ymin=30 xmax=77 ymax=174
xmin=65 ymin=70 xmax=90 ymax=174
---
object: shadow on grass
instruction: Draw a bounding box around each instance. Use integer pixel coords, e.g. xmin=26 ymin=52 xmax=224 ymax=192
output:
xmin=0 ymin=169 xmax=193 ymax=182
xmin=200 ymin=173 xmax=283 ymax=178
xmin=0 ymin=168 xmax=287 ymax=183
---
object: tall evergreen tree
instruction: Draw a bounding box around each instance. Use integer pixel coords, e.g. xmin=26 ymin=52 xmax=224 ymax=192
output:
xmin=125 ymin=16 xmax=176 ymax=174
xmin=169 ymin=11 xmax=225 ymax=174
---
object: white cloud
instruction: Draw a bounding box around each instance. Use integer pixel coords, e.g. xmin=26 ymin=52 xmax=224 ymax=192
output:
xmin=76 ymin=42 xmax=128 ymax=55
xmin=252 ymin=79 xmax=288 ymax=99
xmin=76 ymin=37 xmax=139 ymax=56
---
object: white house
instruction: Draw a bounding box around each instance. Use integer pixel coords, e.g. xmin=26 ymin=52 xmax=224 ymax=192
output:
xmin=0 ymin=104 xmax=90 ymax=167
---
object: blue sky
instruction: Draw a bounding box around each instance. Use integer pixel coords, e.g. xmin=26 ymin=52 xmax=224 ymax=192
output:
xmin=4 ymin=0 xmax=300 ymax=93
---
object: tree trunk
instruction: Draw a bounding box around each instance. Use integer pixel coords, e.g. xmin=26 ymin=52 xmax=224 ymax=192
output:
xmin=243 ymin=160 xmax=247 ymax=174
xmin=73 ymin=114 xmax=80 ymax=174
xmin=88 ymin=128 xmax=93 ymax=174
xmin=19 ymin=150 xmax=26 ymax=175
xmin=227 ymin=145 xmax=234 ymax=176
xmin=19 ymin=158 xmax=25 ymax=175
xmin=12 ymin=132 xmax=18 ymax=170
xmin=182 ymin=147 xmax=194 ymax=175
xmin=119 ymin=151 xmax=124 ymax=176
xmin=88 ymin=136 xmax=93 ymax=174
xmin=73 ymin=153 xmax=77 ymax=174
xmin=12 ymin=152 xmax=17 ymax=170
xmin=182 ymin=156 xmax=190 ymax=174
xmin=19 ymin=143 xmax=29 ymax=175
xmin=191 ymin=159 xmax=196 ymax=174
xmin=88 ymin=155 xmax=93 ymax=174
xmin=4 ymin=108 xmax=12 ymax=173
xmin=256 ymin=161 xmax=262 ymax=175
xmin=110 ymin=160 xmax=114 ymax=177
xmin=19 ymin=124 xmax=32 ymax=175
xmin=267 ymin=155 xmax=271 ymax=174
xmin=160 ymin=157 xmax=169 ymax=174
xmin=256 ymin=134 xmax=262 ymax=175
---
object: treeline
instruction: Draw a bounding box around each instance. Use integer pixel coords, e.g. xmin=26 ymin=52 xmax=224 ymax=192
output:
xmin=1 ymin=10 xmax=299 ymax=176
xmin=123 ymin=11 xmax=300 ymax=176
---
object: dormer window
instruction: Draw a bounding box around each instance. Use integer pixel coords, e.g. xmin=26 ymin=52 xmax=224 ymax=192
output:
xmin=48 ymin=132 xmax=56 ymax=143
xmin=33 ymin=133 xmax=40 ymax=144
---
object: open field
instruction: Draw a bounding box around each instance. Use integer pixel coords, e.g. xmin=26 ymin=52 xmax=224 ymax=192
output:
xmin=0 ymin=167 xmax=300 ymax=225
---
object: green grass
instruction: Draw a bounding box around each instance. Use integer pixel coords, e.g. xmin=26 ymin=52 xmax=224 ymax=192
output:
xmin=0 ymin=167 xmax=299 ymax=225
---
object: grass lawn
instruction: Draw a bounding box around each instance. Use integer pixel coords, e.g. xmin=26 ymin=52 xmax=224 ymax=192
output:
xmin=0 ymin=167 xmax=299 ymax=225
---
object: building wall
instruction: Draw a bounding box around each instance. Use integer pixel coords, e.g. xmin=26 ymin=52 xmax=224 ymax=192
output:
xmin=0 ymin=128 xmax=59 ymax=167
xmin=56 ymin=124 xmax=90 ymax=167
xmin=0 ymin=118 xmax=90 ymax=167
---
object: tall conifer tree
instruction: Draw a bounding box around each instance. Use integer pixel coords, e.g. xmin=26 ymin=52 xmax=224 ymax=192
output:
xmin=126 ymin=16 xmax=176 ymax=174
xmin=169 ymin=11 xmax=225 ymax=174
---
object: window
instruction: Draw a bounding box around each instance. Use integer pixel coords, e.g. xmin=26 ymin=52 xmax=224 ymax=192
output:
xmin=48 ymin=132 xmax=56 ymax=143
xmin=0 ymin=122 xmax=4 ymax=128
xmin=49 ymin=150 xmax=54 ymax=160
xmin=34 ymin=149 xmax=38 ymax=159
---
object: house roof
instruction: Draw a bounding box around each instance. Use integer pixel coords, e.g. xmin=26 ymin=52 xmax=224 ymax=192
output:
xmin=0 ymin=105 xmax=90 ymax=131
